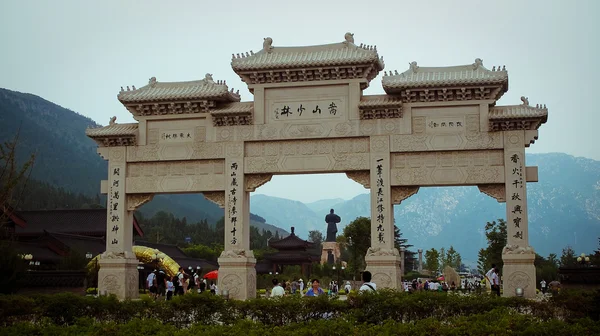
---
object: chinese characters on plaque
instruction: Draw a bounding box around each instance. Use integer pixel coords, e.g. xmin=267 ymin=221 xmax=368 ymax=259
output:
xmin=510 ymin=153 xmax=525 ymax=240
xmin=159 ymin=130 xmax=193 ymax=143
xmin=375 ymin=158 xmax=385 ymax=244
xmin=108 ymin=167 xmax=122 ymax=245
xmin=427 ymin=120 xmax=463 ymax=129
xmin=273 ymin=101 xmax=340 ymax=120
xmin=228 ymin=162 xmax=239 ymax=245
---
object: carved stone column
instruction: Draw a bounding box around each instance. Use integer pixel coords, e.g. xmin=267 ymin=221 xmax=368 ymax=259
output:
xmin=399 ymin=246 xmax=405 ymax=275
xmin=218 ymin=142 xmax=256 ymax=300
xmin=97 ymin=146 xmax=139 ymax=300
xmin=365 ymin=135 xmax=402 ymax=290
xmin=501 ymin=130 xmax=536 ymax=298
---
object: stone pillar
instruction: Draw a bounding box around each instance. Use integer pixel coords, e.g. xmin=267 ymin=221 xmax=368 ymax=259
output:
xmin=365 ymin=135 xmax=402 ymax=289
xmin=418 ymin=249 xmax=423 ymax=273
xmin=98 ymin=147 xmax=139 ymax=300
xmin=218 ymin=143 xmax=256 ymax=300
xmin=501 ymin=131 xmax=536 ymax=298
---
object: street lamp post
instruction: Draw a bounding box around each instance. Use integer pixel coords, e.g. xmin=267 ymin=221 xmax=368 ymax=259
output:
xmin=577 ymin=253 xmax=591 ymax=266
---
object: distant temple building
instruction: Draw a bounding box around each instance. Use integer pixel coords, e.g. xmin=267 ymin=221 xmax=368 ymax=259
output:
xmin=260 ymin=227 xmax=320 ymax=277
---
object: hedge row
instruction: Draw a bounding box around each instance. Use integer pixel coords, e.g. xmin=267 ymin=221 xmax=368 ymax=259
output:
xmin=1 ymin=310 xmax=599 ymax=336
xmin=1 ymin=289 xmax=598 ymax=328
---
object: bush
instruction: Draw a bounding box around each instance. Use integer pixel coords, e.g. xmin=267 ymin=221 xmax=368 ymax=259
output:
xmin=1 ymin=289 xmax=599 ymax=331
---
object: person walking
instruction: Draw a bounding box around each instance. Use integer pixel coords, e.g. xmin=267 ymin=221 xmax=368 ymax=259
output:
xmin=298 ymin=278 xmax=304 ymax=295
xmin=359 ymin=271 xmax=377 ymax=292
xmin=270 ymin=278 xmax=285 ymax=297
xmin=490 ymin=268 xmax=501 ymax=296
xmin=540 ymin=279 xmax=547 ymax=294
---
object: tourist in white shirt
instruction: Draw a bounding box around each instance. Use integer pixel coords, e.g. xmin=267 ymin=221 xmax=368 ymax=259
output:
xmin=270 ymin=278 xmax=285 ymax=297
xmin=359 ymin=271 xmax=377 ymax=292
xmin=298 ymin=278 xmax=304 ymax=294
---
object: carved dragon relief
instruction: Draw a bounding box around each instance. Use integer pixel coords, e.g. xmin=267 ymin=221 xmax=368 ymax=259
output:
xmin=391 ymin=186 xmax=419 ymax=205
xmin=477 ymin=184 xmax=506 ymax=203
xmin=127 ymin=194 xmax=154 ymax=210
xmin=346 ymin=171 xmax=370 ymax=189
xmin=203 ymin=191 xmax=225 ymax=208
xmin=245 ymin=174 xmax=272 ymax=192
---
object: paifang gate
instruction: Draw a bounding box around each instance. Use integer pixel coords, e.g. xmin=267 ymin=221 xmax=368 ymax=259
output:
xmin=87 ymin=33 xmax=548 ymax=300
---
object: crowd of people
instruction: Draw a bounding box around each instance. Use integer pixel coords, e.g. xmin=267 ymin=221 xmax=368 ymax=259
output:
xmin=267 ymin=271 xmax=378 ymax=297
xmin=146 ymin=266 xmax=218 ymax=300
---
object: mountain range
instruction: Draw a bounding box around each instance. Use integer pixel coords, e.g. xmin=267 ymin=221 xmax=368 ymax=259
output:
xmin=1 ymin=88 xmax=598 ymax=263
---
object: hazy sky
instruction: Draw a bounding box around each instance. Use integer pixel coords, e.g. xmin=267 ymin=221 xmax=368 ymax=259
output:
xmin=1 ymin=1 xmax=599 ymax=203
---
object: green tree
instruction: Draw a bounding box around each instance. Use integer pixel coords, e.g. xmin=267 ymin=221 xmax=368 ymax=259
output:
xmin=477 ymin=248 xmax=488 ymax=275
xmin=443 ymin=245 xmax=461 ymax=270
xmin=424 ymin=248 xmax=440 ymax=273
xmin=342 ymin=217 xmax=371 ymax=278
xmin=483 ymin=219 xmax=507 ymax=270
xmin=560 ymin=246 xmax=577 ymax=267
xmin=1 ymin=131 xmax=36 ymax=228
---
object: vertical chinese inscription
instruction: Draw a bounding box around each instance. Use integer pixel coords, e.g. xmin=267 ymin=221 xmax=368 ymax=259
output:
xmin=228 ymin=162 xmax=239 ymax=245
xmin=108 ymin=165 xmax=123 ymax=248
xmin=509 ymin=153 xmax=524 ymax=240
xmin=504 ymin=131 xmax=529 ymax=246
xmin=375 ymin=158 xmax=385 ymax=244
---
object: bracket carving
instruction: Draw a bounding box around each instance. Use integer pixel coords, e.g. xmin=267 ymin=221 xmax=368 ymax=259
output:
xmin=478 ymin=184 xmax=506 ymax=203
xmin=391 ymin=186 xmax=419 ymax=205
xmin=245 ymin=174 xmax=273 ymax=192
xmin=127 ymin=194 xmax=154 ymax=210
xmin=346 ymin=171 xmax=370 ymax=188
xmin=204 ymin=191 xmax=225 ymax=208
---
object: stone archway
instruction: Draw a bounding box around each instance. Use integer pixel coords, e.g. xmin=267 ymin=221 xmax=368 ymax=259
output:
xmin=87 ymin=33 xmax=547 ymax=300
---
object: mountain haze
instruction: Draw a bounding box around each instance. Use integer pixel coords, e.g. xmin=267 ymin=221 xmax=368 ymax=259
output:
xmin=247 ymin=153 xmax=600 ymax=263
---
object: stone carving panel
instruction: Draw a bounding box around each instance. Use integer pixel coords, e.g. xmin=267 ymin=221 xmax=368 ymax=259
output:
xmin=126 ymin=160 xmax=225 ymax=193
xmin=478 ymin=184 xmax=506 ymax=203
xmin=191 ymin=142 xmax=225 ymax=159
xmin=244 ymin=138 xmax=370 ymax=173
xmin=372 ymin=272 xmax=392 ymax=288
xmin=102 ymin=275 xmax=121 ymax=293
xmin=221 ymin=274 xmax=243 ymax=297
xmin=245 ymin=174 xmax=273 ymax=192
xmin=127 ymin=145 xmax=160 ymax=161
xmin=126 ymin=272 xmax=138 ymax=299
xmin=505 ymin=271 xmax=532 ymax=293
xmin=248 ymin=273 xmax=256 ymax=299
xmin=127 ymin=194 xmax=154 ymax=210
xmin=391 ymin=150 xmax=505 ymax=186
xmin=110 ymin=147 xmax=126 ymax=162
xmin=346 ymin=171 xmax=370 ymax=188
xmin=203 ymin=191 xmax=225 ymax=208
xmin=391 ymin=186 xmax=419 ymax=204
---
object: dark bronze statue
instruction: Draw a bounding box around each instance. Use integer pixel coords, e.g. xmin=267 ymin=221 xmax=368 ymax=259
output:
xmin=325 ymin=209 xmax=341 ymax=242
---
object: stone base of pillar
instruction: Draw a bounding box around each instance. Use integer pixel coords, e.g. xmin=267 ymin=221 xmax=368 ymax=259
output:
xmin=218 ymin=252 xmax=257 ymax=300
xmin=98 ymin=256 xmax=139 ymax=300
xmin=502 ymin=253 xmax=536 ymax=298
xmin=321 ymin=242 xmax=341 ymax=264
xmin=365 ymin=254 xmax=402 ymax=290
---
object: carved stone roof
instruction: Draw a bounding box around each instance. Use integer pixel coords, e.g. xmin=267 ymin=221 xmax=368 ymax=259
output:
xmin=86 ymin=123 xmax=138 ymax=137
xmin=210 ymin=102 xmax=254 ymax=115
xmin=86 ymin=123 xmax=138 ymax=147
xmin=231 ymin=35 xmax=384 ymax=87
xmin=358 ymin=95 xmax=403 ymax=107
xmin=117 ymin=76 xmax=241 ymax=104
xmin=382 ymin=59 xmax=508 ymax=100
xmin=488 ymin=103 xmax=548 ymax=131
xmin=232 ymin=42 xmax=383 ymax=71
xmin=489 ymin=104 xmax=548 ymax=121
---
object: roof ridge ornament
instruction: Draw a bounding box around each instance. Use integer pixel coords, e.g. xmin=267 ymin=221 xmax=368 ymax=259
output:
xmin=520 ymin=96 xmax=529 ymax=106
xmin=344 ymin=32 xmax=355 ymax=46
xmin=148 ymin=77 xmax=157 ymax=87
xmin=409 ymin=61 xmax=419 ymax=73
xmin=109 ymin=116 xmax=117 ymax=125
xmin=263 ymin=37 xmax=274 ymax=53
xmin=473 ymin=58 xmax=483 ymax=70
xmin=202 ymin=73 xmax=215 ymax=85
